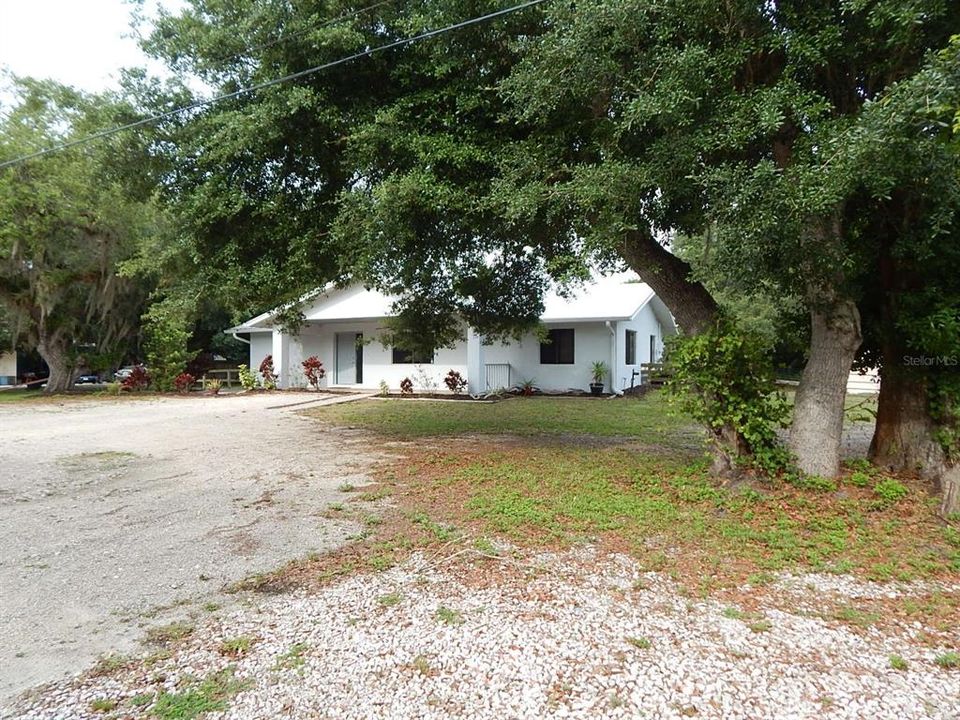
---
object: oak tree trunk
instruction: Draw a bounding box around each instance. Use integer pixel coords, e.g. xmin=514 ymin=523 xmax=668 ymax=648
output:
xmin=869 ymin=365 xmax=942 ymax=473
xmin=870 ymin=359 xmax=960 ymax=519
xmin=37 ymin=330 xmax=75 ymax=393
xmin=622 ymin=229 xmax=719 ymax=335
xmin=622 ymin=229 xmax=750 ymax=479
xmin=790 ymin=298 xmax=862 ymax=478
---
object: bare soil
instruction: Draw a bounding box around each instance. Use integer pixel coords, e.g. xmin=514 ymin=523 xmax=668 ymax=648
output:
xmin=0 ymin=392 xmax=381 ymax=707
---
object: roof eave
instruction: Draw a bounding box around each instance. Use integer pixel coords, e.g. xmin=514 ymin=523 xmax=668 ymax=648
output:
xmin=541 ymin=315 xmax=632 ymax=324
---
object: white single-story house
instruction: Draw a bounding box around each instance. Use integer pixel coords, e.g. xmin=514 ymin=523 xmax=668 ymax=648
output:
xmin=226 ymin=274 xmax=678 ymax=395
xmin=0 ymin=351 xmax=16 ymax=386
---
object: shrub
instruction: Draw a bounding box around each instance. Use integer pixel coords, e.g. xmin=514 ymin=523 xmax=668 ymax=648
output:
xmin=173 ymin=372 xmax=195 ymax=393
xmin=443 ymin=370 xmax=467 ymax=395
xmin=121 ymin=365 xmax=150 ymax=392
xmin=143 ymin=300 xmax=193 ymax=392
xmin=238 ymin=364 xmax=258 ymax=390
xmin=205 ymin=378 xmax=223 ymax=395
xmin=400 ymin=377 xmax=413 ymax=395
xmin=379 ymin=379 xmax=389 ymax=397
xmin=259 ymin=355 xmax=277 ymax=390
xmin=664 ymin=318 xmax=791 ymax=475
xmin=301 ymin=356 xmax=326 ymax=390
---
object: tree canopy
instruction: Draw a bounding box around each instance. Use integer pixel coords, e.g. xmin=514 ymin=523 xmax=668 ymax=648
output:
xmin=0 ymin=79 xmax=161 ymax=390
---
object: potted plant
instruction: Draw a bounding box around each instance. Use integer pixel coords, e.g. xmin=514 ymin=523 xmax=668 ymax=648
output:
xmin=589 ymin=361 xmax=608 ymax=396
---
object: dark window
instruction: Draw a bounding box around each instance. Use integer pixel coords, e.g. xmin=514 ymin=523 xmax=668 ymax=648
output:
xmin=355 ymin=333 xmax=363 ymax=383
xmin=625 ymin=330 xmax=637 ymax=365
xmin=650 ymin=335 xmax=658 ymax=362
xmin=540 ymin=328 xmax=575 ymax=364
xmin=392 ymin=347 xmax=434 ymax=364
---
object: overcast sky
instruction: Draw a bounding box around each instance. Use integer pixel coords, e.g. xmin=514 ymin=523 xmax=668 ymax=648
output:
xmin=0 ymin=0 xmax=184 ymax=96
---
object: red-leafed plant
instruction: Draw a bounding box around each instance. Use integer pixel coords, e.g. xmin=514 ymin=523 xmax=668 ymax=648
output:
xmin=259 ymin=355 xmax=276 ymax=390
xmin=443 ymin=369 xmax=467 ymax=395
xmin=122 ymin=365 xmax=150 ymax=391
xmin=400 ymin=377 xmax=414 ymax=395
xmin=174 ymin=372 xmax=195 ymax=393
xmin=301 ymin=356 xmax=326 ymax=390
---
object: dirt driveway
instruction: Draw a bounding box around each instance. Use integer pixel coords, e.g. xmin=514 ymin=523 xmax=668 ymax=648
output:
xmin=0 ymin=392 xmax=377 ymax=706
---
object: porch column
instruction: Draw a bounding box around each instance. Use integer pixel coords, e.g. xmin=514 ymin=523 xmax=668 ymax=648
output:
xmin=271 ymin=328 xmax=290 ymax=389
xmin=467 ymin=327 xmax=486 ymax=395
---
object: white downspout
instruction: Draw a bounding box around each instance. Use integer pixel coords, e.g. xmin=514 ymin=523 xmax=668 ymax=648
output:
xmin=231 ymin=332 xmax=251 ymax=345
xmin=604 ymin=321 xmax=622 ymax=396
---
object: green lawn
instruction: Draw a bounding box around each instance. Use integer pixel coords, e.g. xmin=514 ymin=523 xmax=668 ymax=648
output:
xmin=309 ymin=393 xmax=959 ymax=587
xmin=0 ymin=389 xmax=38 ymax=403
xmin=308 ymin=394 xmax=700 ymax=447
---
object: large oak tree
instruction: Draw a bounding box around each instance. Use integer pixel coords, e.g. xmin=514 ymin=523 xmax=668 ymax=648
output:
xmin=143 ymin=1 xmax=958 ymax=502
xmin=0 ymin=80 xmax=160 ymax=391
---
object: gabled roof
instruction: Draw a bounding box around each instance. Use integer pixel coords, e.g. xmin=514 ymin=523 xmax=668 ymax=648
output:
xmin=540 ymin=274 xmax=655 ymax=323
xmin=226 ymin=273 xmax=666 ymax=333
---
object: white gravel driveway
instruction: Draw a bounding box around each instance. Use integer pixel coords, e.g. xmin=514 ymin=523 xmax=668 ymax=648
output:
xmin=0 ymin=393 xmax=377 ymax=707
xmin=8 ymin=549 xmax=960 ymax=720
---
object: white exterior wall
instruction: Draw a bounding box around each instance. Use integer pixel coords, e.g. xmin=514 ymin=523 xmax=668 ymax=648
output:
xmin=612 ymin=304 xmax=665 ymax=392
xmin=0 ymin=352 xmax=16 ymax=385
xmin=254 ymin=320 xmax=468 ymax=391
xmin=244 ymin=307 xmax=671 ymax=393
xmin=483 ymin=322 xmax=615 ymax=392
xmin=248 ymin=333 xmax=273 ymax=374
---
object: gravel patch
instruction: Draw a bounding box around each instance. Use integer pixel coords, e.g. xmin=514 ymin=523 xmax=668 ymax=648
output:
xmin=8 ymin=548 xmax=959 ymax=720
xmin=773 ymin=572 xmax=960 ymax=601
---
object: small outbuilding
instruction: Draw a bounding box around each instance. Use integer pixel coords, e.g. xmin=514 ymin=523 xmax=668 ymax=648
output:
xmin=0 ymin=351 xmax=16 ymax=386
xmin=226 ymin=274 xmax=677 ymax=395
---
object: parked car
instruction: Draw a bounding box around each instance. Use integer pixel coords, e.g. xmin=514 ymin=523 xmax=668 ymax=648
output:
xmin=114 ymin=366 xmax=141 ymax=380
xmin=76 ymin=374 xmax=100 ymax=384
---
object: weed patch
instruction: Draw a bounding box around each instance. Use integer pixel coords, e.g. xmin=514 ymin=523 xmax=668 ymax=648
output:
xmin=219 ymin=636 xmax=255 ymax=658
xmin=145 ymin=622 xmax=194 ymax=646
xmin=90 ymin=698 xmax=117 ymax=713
xmin=273 ymin=643 xmax=309 ymax=672
xmin=435 ymin=606 xmax=464 ymax=625
xmin=934 ymin=651 xmax=960 ymax=669
xmin=150 ymin=667 xmax=248 ymax=719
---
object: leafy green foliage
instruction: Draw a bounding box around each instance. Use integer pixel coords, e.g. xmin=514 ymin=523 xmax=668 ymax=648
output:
xmin=871 ymin=479 xmax=909 ymax=510
xmin=238 ymin=364 xmax=257 ymax=391
xmin=0 ymin=79 xmax=160 ymax=390
xmin=143 ymin=299 xmax=193 ymax=392
xmin=150 ymin=667 xmax=247 ymax=719
xmin=888 ymin=654 xmax=909 ymax=671
xmin=665 ymin=320 xmax=791 ymax=474
xmin=930 ymin=374 xmax=960 ymax=461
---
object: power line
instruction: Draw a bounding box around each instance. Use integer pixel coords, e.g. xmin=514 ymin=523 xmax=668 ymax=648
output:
xmin=0 ymin=0 xmax=549 ymax=171
xmin=201 ymin=0 xmax=399 ymax=66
